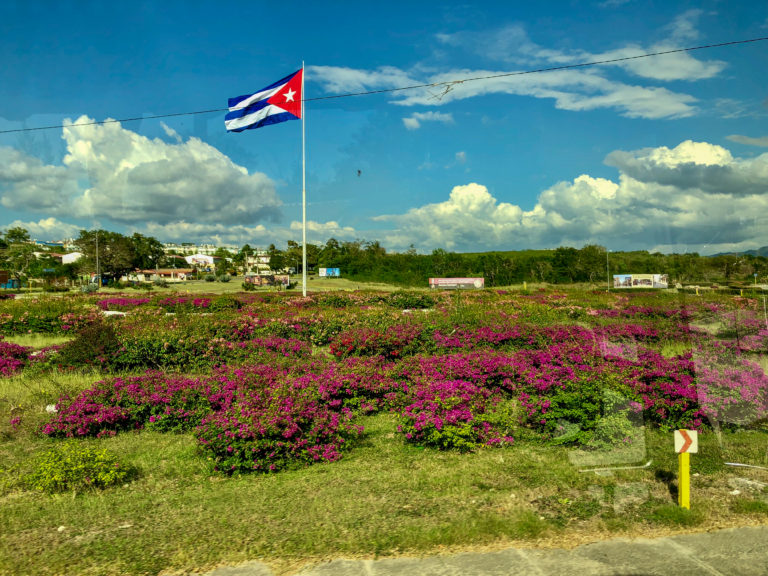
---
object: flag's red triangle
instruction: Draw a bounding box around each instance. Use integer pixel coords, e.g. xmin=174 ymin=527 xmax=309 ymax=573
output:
xmin=267 ymin=70 xmax=302 ymax=119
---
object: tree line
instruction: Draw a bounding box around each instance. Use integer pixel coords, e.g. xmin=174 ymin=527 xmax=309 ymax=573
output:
xmin=269 ymin=238 xmax=768 ymax=288
xmin=2 ymin=226 xmax=767 ymax=288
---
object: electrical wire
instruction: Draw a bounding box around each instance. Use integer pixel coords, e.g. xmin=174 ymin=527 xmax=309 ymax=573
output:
xmin=1 ymin=36 xmax=766 ymax=135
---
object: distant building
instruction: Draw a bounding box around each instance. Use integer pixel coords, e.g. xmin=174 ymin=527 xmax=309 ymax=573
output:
xmin=184 ymin=254 xmax=217 ymax=268
xmin=163 ymin=242 xmax=239 ymax=256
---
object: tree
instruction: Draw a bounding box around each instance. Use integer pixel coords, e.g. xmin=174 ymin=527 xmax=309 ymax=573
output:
xmin=233 ymin=244 xmax=254 ymax=273
xmin=3 ymin=243 xmax=37 ymax=281
xmin=130 ymin=233 xmax=165 ymax=270
xmin=551 ymin=247 xmax=579 ymax=282
xmin=577 ymin=244 xmax=607 ymax=283
xmin=319 ymin=238 xmax=341 ymax=266
xmin=75 ymin=230 xmax=135 ymax=283
xmin=285 ymin=241 xmax=302 ymax=273
xmin=4 ymin=226 xmax=31 ymax=244
xmin=267 ymin=244 xmax=286 ymax=272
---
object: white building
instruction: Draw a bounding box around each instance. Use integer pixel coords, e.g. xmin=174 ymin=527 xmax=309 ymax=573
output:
xmin=184 ymin=254 xmax=216 ymax=268
xmin=62 ymin=252 xmax=83 ymax=265
xmin=164 ymin=242 xmax=239 ymax=256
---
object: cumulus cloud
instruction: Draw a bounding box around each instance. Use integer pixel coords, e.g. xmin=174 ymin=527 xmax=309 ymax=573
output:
xmin=0 ymin=116 xmax=282 ymax=231
xmin=402 ymin=111 xmax=454 ymax=130
xmin=0 ymin=147 xmax=80 ymax=212
xmin=5 ymin=217 xmax=81 ymax=241
xmin=605 ymin=140 xmax=768 ymax=195
xmin=373 ymin=140 xmax=768 ymax=254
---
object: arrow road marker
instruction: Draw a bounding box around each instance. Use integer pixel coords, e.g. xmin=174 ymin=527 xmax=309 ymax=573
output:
xmin=674 ymin=429 xmax=698 ymax=454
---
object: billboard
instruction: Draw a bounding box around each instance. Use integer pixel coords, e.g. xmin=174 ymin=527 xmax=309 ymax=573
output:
xmin=613 ymin=274 xmax=668 ymax=289
xmin=429 ymin=277 xmax=485 ymax=290
xmin=244 ymin=274 xmax=290 ymax=287
xmin=318 ymin=268 xmax=341 ymax=277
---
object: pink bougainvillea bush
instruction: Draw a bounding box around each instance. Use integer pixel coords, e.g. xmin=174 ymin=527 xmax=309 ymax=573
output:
xmin=398 ymin=379 xmax=514 ymax=451
xmin=26 ymin=288 xmax=768 ymax=472
xmin=196 ymin=380 xmax=362 ymax=473
xmin=41 ymin=364 xmax=363 ymax=473
xmin=0 ymin=337 xmax=30 ymax=376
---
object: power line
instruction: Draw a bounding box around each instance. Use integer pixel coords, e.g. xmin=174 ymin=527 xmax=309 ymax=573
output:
xmin=1 ymin=36 xmax=766 ymax=136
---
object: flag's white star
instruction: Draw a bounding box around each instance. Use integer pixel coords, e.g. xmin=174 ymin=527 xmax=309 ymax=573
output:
xmin=284 ymin=88 xmax=296 ymax=102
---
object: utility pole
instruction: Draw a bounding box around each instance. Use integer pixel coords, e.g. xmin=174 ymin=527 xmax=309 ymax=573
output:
xmin=95 ymin=231 xmax=100 ymax=291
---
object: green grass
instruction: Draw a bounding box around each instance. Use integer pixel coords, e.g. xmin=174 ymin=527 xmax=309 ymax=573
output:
xmin=3 ymin=334 xmax=72 ymax=349
xmin=36 ymin=276 xmax=405 ymax=297
xmin=2 ymin=409 xmax=768 ymax=576
xmin=0 ymin=371 xmax=103 ymax=414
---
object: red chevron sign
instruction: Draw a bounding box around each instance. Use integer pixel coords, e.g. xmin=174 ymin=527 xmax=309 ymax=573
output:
xmin=674 ymin=429 xmax=698 ymax=453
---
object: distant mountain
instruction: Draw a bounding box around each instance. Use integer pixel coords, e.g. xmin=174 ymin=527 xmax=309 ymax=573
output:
xmin=710 ymin=246 xmax=768 ymax=258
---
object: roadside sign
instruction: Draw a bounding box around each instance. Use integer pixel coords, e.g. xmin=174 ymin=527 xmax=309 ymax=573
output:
xmin=675 ymin=429 xmax=698 ymax=510
xmin=674 ymin=429 xmax=698 ymax=453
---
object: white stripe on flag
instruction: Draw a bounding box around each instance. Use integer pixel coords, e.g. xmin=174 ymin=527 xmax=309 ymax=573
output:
xmin=229 ymin=85 xmax=284 ymax=112
xmin=224 ymin=104 xmax=286 ymax=131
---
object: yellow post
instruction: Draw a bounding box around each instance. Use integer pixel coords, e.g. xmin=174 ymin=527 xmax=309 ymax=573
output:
xmin=523 ymin=281 xmax=527 ymax=291
xmin=740 ymin=289 xmax=743 ymax=296
xmin=695 ymin=288 xmax=699 ymax=296
xmin=678 ymin=452 xmax=690 ymax=509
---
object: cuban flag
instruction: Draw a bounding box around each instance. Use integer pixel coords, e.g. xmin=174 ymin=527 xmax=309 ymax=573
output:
xmin=225 ymin=69 xmax=303 ymax=133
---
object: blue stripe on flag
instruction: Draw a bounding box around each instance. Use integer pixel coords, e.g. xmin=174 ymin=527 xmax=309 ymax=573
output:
xmin=224 ymin=99 xmax=270 ymax=122
xmin=226 ymin=111 xmax=298 ymax=133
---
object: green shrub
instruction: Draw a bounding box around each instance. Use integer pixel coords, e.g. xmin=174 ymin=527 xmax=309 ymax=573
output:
xmin=217 ymin=274 xmax=231 ymax=283
xmin=241 ymin=281 xmax=256 ymax=291
xmin=204 ymin=274 xmax=216 ymax=282
xmin=153 ymin=278 xmax=169 ymax=288
xmin=384 ymin=290 xmax=435 ymax=310
xmin=25 ymin=442 xmax=132 ymax=493
xmin=56 ymin=320 xmax=121 ymax=368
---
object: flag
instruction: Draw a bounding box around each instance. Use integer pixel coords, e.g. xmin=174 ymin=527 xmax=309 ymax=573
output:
xmin=225 ymin=69 xmax=302 ymax=133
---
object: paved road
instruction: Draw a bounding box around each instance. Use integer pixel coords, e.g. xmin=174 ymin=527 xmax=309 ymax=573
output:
xmin=199 ymin=525 xmax=768 ymax=576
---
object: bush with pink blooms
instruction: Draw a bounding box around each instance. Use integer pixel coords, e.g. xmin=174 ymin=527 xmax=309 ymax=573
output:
xmin=398 ymin=379 xmax=514 ymax=451
xmin=15 ymin=286 xmax=767 ymax=473
xmin=0 ymin=337 xmax=30 ymax=376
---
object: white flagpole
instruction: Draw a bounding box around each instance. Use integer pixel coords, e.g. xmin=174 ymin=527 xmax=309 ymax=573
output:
xmin=301 ymin=61 xmax=307 ymax=297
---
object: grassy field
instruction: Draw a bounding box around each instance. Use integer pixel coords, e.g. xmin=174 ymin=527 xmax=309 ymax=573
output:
xmin=6 ymin=275 xmax=406 ymax=297
xmin=2 ymin=286 xmax=767 ymax=576
xmin=2 ymin=390 xmax=768 ymax=576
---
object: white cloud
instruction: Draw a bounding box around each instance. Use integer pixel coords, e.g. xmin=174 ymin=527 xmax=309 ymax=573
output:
xmin=313 ymin=64 xmax=699 ymax=120
xmin=306 ymin=65 xmax=418 ymax=94
xmin=311 ymin=12 xmax=726 ymax=120
xmin=666 ymin=9 xmax=703 ymax=43
xmin=6 ymin=217 xmax=81 ymax=241
xmin=289 ymin=219 xmax=357 ymax=237
xmin=0 ymin=117 xmax=282 ymax=230
xmin=0 ymin=147 xmax=80 ymax=212
xmin=372 ymin=141 xmax=768 ymax=254
xmin=402 ymin=111 xmax=454 ymax=130
xmin=726 ymin=135 xmax=768 ymax=147
xmin=455 ymin=151 xmax=466 ymax=164
xmin=604 ymin=140 xmax=768 ymax=195
xmin=393 ymin=69 xmax=698 ymax=119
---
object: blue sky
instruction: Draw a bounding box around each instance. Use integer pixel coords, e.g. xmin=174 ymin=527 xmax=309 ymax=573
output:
xmin=1 ymin=1 xmax=767 ymax=254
